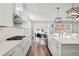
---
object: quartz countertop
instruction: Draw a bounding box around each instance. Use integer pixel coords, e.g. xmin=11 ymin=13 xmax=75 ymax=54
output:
xmin=0 ymin=34 xmax=31 ymax=56
xmin=48 ymin=33 xmax=79 ymax=44
xmin=53 ymin=37 xmax=79 ymax=44
xmin=0 ymin=40 xmax=21 ymax=56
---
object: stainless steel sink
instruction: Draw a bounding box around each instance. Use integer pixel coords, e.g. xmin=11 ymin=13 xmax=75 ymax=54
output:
xmin=7 ymin=36 xmax=26 ymax=40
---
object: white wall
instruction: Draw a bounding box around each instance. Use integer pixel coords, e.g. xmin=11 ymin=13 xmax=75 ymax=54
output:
xmin=33 ymin=21 xmax=49 ymax=34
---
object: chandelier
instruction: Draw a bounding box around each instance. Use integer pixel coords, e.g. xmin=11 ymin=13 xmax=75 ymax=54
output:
xmin=55 ymin=7 xmax=62 ymax=22
xmin=66 ymin=3 xmax=79 ymax=19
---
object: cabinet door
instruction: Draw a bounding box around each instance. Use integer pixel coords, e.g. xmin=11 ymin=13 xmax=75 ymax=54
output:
xmin=53 ymin=39 xmax=59 ymax=56
xmin=22 ymin=39 xmax=27 ymax=56
xmin=61 ymin=44 xmax=79 ymax=56
xmin=26 ymin=36 xmax=31 ymax=53
xmin=49 ymin=39 xmax=58 ymax=56
xmin=21 ymin=35 xmax=31 ymax=56
xmin=57 ymin=43 xmax=61 ymax=56
xmin=28 ymin=35 xmax=32 ymax=46
xmin=16 ymin=43 xmax=22 ymax=56
xmin=26 ymin=38 xmax=30 ymax=52
xmin=48 ymin=41 xmax=53 ymax=55
xmin=0 ymin=3 xmax=13 ymax=26
xmin=48 ymin=35 xmax=52 ymax=53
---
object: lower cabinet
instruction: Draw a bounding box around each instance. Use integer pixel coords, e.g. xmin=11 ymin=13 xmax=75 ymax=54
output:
xmin=48 ymin=36 xmax=58 ymax=56
xmin=22 ymin=36 xmax=31 ymax=56
xmin=17 ymin=43 xmax=23 ymax=56
xmin=22 ymin=40 xmax=27 ymax=56
xmin=22 ymin=35 xmax=31 ymax=56
xmin=61 ymin=44 xmax=79 ymax=56
xmin=48 ymin=39 xmax=58 ymax=56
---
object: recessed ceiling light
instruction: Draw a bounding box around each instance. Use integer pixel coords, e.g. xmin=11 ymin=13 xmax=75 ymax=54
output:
xmin=16 ymin=8 xmax=23 ymax=11
xmin=35 ymin=8 xmax=38 ymax=11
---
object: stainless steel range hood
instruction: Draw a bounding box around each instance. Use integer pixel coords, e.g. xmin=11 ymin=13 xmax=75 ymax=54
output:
xmin=13 ymin=13 xmax=22 ymax=24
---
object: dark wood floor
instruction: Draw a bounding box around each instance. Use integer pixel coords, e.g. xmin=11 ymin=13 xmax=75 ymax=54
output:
xmin=27 ymin=37 xmax=52 ymax=56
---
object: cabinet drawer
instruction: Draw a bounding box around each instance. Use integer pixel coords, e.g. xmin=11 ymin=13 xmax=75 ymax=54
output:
xmin=62 ymin=44 xmax=79 ymax=50
xmin=61 ymin=44 xmax=79 ymax=56
xmin=62 ymin=50 xmax=79 ymax=56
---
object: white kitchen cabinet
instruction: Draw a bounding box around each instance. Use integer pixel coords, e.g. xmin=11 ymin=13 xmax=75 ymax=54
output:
xmin=22 ymin=38 xmax=28 ymax=56
xmin=48 ymin=41 xmax=53 ymax=55
xmin=51 ymin=39 xmax=58 ymax=56
xmin=61 ymin=44 xmax=79 ymax=56
xmin=28 ymin=35 xmax=32 ymax=47
xmin=48 ymin=36 xmax=58 ymax=56
xmin=22 ymin=44 xmax=27 ymax=56
xmin=17 ymin=43 xmax=22 ymax=56
xmin=48 ymin=35 xmax=53 ymax=55
xmin=48 ymin=37 xmax=67 ymax=56
xmin=26 ymin=35 xmax=32 ymax=53
xmin=22 ymin=35 xmax=31 ymax=56
xmin=0 ymin=3 xmax=13 ymax=26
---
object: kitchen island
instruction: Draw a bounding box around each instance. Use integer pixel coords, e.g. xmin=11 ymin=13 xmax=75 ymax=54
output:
xmin=48 ymin=34 xmax=79 ymax=56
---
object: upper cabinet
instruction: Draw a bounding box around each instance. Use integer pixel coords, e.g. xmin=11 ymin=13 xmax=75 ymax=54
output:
xmin=0 ymin=3 xmax=13 ymax=26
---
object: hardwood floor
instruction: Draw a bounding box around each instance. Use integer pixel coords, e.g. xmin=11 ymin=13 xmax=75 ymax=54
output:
xmin=27 ymin=37 xmax=52 ymax=56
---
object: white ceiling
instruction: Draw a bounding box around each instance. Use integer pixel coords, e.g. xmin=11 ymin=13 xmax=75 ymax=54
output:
xmin=24 ymin=3 xmax=79 ymax=21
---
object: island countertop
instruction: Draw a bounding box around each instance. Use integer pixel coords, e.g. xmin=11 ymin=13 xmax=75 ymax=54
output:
xmin=53 ymin=37 xmax=79 ymax=44
xmin=48 ymin=34 xmax=79 ymax=44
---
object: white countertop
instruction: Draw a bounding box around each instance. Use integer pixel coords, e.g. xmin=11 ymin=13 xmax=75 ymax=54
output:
xmin=53 ymin=37 xmax=79 ymax=44
xmin=0 ymin=34 xmax=31 ymax=56
xmin=48 ymin=33 xmax=79 ymax=44
xmin=0 ymin=40 xmax=21 ymax=56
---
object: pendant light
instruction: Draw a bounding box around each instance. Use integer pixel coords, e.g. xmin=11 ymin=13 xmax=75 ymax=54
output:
xmin=55 ymin=7 xmax=62 ymax=22
xmin=66 ymin=3 xmax=79 ymax=19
